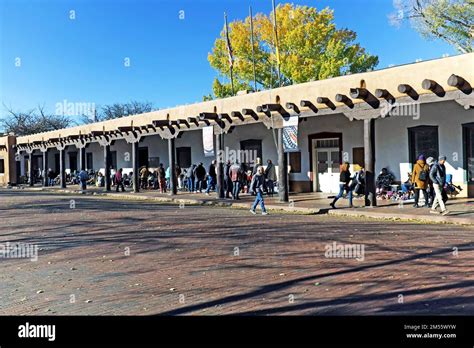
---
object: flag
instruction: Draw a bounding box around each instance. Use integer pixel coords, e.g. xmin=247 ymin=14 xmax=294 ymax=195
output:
xmin=224 ymin=13 xmax=234 ymax=68
xmin=272 ymin=0 xmax=281 ymax=66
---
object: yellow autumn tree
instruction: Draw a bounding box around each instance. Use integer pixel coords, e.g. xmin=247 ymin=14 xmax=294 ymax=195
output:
xmin=207 ymin=3 xmax=379 ymax=99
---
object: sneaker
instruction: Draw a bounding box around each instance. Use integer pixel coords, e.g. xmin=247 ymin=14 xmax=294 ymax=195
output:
xmin=441 ymin=210 xmax=450 ymax=216
xmin=262 ymin=211 xmax=268 ymax=215
xmin=430 ymin=209 xmax=440 ymax=214
xmin=330 ymin=203 xmax=336 ymax=209
xmin=249 ymin=209 xmax=256 ymax=215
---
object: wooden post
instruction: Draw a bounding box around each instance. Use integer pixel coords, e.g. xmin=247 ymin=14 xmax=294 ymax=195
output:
xmin=132 ymin=141 xmax=139 ymax=193
xmin=278 ymin=128 xmax=289 ymax=202
xmin=41 ymin=148 xmax=48 ymax=187
xmin=79 ymin=147 xmax=86 ymax=171
xmin=168 ymin=138 xmax=177 ymax=195
xmin=104 ymin=144 xmax=111 ymax=191
xmin=216 ymin=132 xmax=225 ymax=199
xmin=28 ymin=149 xmax=34 ymax=187
xmin=364 ymin=119 xmax=376 ymax=206
xmin=59 ymin=148 xmax=66 ymax=189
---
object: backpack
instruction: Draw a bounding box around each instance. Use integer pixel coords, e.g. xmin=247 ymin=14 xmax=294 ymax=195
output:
xmin=419 ymin=168 xmax=427 ymax=181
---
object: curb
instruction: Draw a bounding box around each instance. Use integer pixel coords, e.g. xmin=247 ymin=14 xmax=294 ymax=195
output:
xmin=328 ymin=209 xmax=473 ymax=226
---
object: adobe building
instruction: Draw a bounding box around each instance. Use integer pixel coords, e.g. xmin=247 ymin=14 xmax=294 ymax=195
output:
xmin=1 ymin=53 xmax=473 ymax=200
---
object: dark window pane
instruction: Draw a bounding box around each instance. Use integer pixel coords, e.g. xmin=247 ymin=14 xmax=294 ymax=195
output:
xmin=289 ymin=152 xmax=301 ymax=173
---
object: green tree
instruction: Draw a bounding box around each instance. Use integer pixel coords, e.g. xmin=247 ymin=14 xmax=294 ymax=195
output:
xmin=207 ymin=4 xmax=379 ymax=98
xmin=389 ymin=0 xmax=473 ymax=53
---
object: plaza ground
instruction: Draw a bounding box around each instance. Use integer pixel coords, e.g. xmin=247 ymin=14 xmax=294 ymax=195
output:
xmin=0 ymin=190 xmax=473 ymax=315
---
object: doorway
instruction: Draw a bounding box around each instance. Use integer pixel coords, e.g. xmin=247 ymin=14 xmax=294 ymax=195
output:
xmin=463 ymin=122 xmax=474 ymax=197
xmin=311 ymin=137 xmax=341 ymax=193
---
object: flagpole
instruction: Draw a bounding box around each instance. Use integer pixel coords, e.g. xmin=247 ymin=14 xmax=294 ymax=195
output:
xmin=249 ymin=6 xmax=257 ymax=92
xmin=224 ymin=12 xmax=235 ymax=96
xmin=272 ymin=0 xmax=281 ymax=87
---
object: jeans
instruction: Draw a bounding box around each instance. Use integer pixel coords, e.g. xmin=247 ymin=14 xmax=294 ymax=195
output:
xmin=332 ymin=183 xmax=353 ymax=207
xmin=196 ymin=179 xmax=205 ymax=192
xmin=414 ymin=188 xmax=427 ymax=206
xmin=48 ymin=178 xmax=54 ymax=186
xmin=251 ymin=191 xmax=266 ymax=212
xmin=115 ymin=181 xmax=125 ymax=192
xmin=232 ymin=181 xmax=240 ymax=199
xmin=205 ymin=176 xmax=215 ymax=193
xmin=187 ymin=177 xmax=195 ymax=192
xmin=80 ymin=179 xmax=87 ymax=190
xmin=432 ymin=184 xmax=446 ymax=212
xmin=266 ymin=179 xmax=274 ymax=196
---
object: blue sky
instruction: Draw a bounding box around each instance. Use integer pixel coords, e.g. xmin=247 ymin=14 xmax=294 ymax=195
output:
xmin=0 ymin=0 xmax=456 ymax=120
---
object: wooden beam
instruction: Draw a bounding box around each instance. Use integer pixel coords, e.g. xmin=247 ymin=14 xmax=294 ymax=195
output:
xmin=398 ymin=84 xmax=419 ymax=100
xmin=422 ymin=79 xmax=446 ymax=97
xmin=230 ymin=111 xmax=244 ymax=121
xmin=316 ymin=97 xmax=336 ymax=110
xmin=448 ymin=74 xmax=472 ymax=94
xmin=285 ymin=102 xmax=300 ymax=114
xmin=300 ymin=100 xmax=318 ymax=113
xmin=242 ymin=108 xmax=259 ymax=120
xmin=335 ymin=94 xmax=354 ymax=108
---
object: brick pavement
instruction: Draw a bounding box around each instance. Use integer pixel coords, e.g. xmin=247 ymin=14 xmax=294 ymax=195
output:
xmin=0 ymin=191 xmax=473 ymax=315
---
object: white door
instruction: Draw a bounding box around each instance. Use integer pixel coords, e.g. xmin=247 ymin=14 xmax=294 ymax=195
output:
xmin=312 ymin=138 xmax=340 ymax=193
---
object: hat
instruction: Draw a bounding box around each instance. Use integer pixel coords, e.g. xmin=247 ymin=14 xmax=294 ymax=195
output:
xmin=418 ymin=154 xmax=426 ymax=161
xmin=426 ymin=157 xmax=434 ymax=166
xmin=438 ymin=155 xmax=447 ymax=161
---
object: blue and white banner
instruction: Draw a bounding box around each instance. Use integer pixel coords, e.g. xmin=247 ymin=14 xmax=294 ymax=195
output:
xmin=203 ymin=126 xmax=214 ymax=157
xmin=282 ymin=116 xmax=299 ymax=152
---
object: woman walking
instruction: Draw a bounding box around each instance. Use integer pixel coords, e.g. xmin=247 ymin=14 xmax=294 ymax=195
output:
xmin=411 ymin=155 xmax=429 ymax=207
xmin=330 ymin=162 xmax=353 ymax=209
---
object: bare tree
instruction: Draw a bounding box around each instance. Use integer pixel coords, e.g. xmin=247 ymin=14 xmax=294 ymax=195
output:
xmin=81 ymin=101 xmax=155 ymax=123
xmin=1 ymin=104 xmax=72 ymax=136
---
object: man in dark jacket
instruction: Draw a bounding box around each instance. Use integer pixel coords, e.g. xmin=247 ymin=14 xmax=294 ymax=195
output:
xmin=249 ymin=166 xmax=268 ymax=215
xmin=429 ymin=156 xmax=449 ymax=215
xmin=194 ymin=162 xmax=206 ymax=193
xmin=205 ymin=160 xmax=217 ymax=195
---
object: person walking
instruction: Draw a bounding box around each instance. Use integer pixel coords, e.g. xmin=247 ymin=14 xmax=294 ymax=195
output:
xmin=158 ymin=163 xmax=167 ymax=193
xmin=430 ymin=156 xmax=449 ymax=215
xmin=330 ymin=162 xmax=353 ymax=209
xmin=230 ymin=161 xmax=242 ymax=200
xmin=426 ymin=157 xmax=435 ymax=207
xmin=249 ymin=166 xmax=268 ymax=215
xmin=205 ymin=160 xmax=217 ymax=195
xmin=224 ymin=160 xmax=232 ymax=198
xmin=115 ymin=168 xmax=125 ymax=192
xmin=264 ymin=159 xmax=276 ymax=197
xmin=194 ymin=162 xmax=206 ymax=193
xmin=411 ymin=155 xmax=429 ymax=207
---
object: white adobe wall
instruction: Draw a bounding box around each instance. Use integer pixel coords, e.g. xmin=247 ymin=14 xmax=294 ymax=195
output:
xmin=375 ymin=100 xmax=471 ymax=189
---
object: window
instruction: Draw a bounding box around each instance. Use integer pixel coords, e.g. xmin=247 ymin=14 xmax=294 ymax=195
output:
xmin=240 ymin=139 xmax=263 ymax=171
xmin=0 ymin=158 xmax=5 ymax=174
xmin=408 ymin=126 xmax=439 ymax=164
xmin=289 ymin=152 xmax=301 ymax=173
xmin=176 ymin=147 xmax=191 ymax=169
xmin=110 ymin=151 xmax=118 ymax=170
xmin=86 ymin=153 xmax=93 ymax=170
